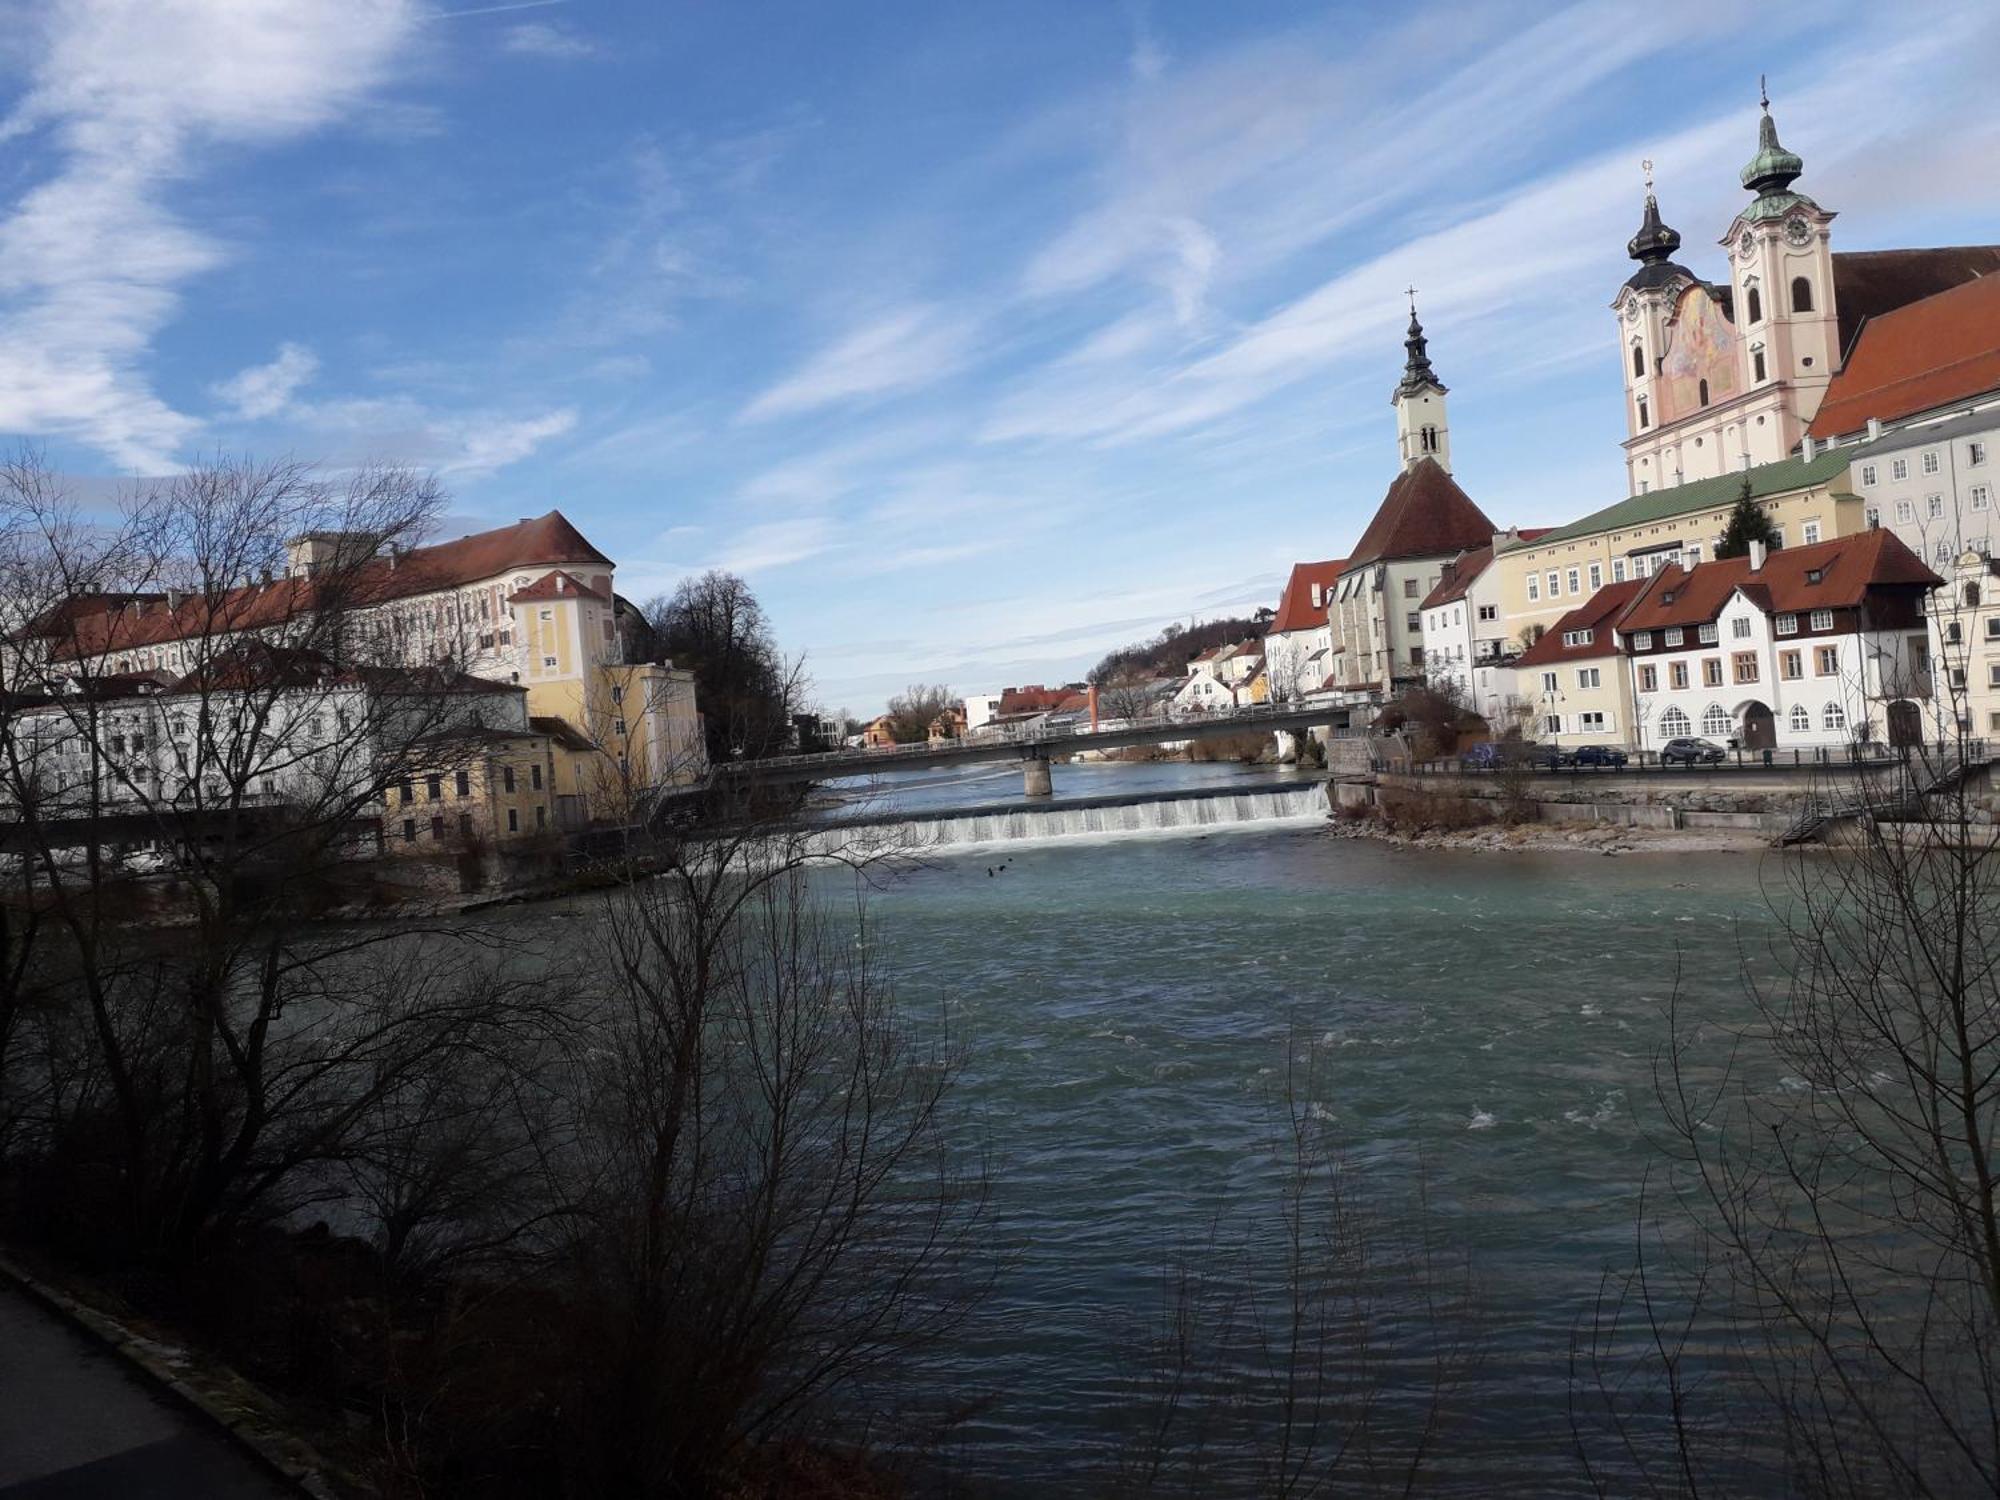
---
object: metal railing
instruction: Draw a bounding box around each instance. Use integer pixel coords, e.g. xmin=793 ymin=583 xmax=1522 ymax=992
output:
xmin=1406 ymin=742 xmax=1936 ymax=777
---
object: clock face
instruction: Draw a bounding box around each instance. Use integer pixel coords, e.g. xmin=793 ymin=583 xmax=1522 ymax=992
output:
xmin=1738 ymin=230 xmax=1754 ymax=256
xmin=1624 ymin=301 xmax=1639 ymax=323
xmin=1785 ymin=216 xmax=1812 ymax=246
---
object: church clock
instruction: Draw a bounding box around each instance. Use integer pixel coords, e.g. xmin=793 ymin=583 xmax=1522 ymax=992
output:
xmin=1784 ymin=215 xmax=1812 ymax=246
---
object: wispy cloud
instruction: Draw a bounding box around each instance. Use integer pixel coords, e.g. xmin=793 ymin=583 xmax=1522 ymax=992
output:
xmin=740 ymin=305 xmax=975 ymax=423
xmin=0 ymin=0 xmax=419 ymax=470
xmin=212 ymin=342 xmax=319 ymax=419
xmin=501 ymin=21 xmax=595 ymax=60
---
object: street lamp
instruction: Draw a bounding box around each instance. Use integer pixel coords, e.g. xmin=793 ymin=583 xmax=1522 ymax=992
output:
xmin=1541 ymin=684 xmax=1566 ymax=763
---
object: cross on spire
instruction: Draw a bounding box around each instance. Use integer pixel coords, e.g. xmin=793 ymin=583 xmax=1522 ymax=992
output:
xmin=1642 ymin=157 xmax=1653 ymax=192
xmin=1759 ymin=73 xmax=1769 ymax=111
xmin=1405 ymin=284 xmax=1418 ymax=317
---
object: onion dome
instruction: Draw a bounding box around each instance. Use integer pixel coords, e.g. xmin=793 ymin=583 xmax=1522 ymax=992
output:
xmin=1741 ymin=101 xmax=1805 ymax=197
xmin=1623 ymin=190 xmax=1691 ymax=293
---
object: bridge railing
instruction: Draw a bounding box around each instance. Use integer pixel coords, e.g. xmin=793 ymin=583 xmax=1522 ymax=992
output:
xmin=714 ymin=701 xmax=1364 ymax=776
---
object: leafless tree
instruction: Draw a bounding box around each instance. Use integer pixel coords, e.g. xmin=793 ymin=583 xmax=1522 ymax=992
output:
xmin=882 ymin=681 xmax=958 ymax=744
xmin=641 ymin=569 xmax=805 ymax=763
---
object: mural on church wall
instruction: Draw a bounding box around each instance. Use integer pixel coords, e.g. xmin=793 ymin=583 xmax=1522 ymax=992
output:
xmin=1657 ymin=285 xmax=1741 ymax=426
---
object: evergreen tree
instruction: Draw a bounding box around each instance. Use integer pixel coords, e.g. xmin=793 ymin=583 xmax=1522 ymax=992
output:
xmin=1715 ymin=478 xmax=1781 ymax=559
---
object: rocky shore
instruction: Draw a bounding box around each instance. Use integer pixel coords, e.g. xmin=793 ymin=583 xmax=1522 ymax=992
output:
xmin=1323 ymin=816 xmax=1769 ymax=856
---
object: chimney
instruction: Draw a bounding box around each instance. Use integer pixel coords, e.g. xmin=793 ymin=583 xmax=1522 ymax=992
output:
xmin=1749 ymin=539 xmax=1767 ymax=573
xmin=1088 ymin=683 xmax=1100 ymax=731
xmin=1801 ymin=434 xmax=1816 ymax=461
xmin=1866 ymin=417 xmax=1882 ymax=441
xmin=167 ymin=589 xmax=183 ymax=610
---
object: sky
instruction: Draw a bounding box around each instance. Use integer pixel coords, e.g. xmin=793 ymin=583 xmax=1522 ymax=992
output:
xmin=1 ymin=1 xmax=1997 ymax=715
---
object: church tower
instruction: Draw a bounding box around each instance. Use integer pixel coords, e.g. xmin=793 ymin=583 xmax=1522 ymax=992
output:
xmin=1614 ymin=176 xmax=1693 ymax=484
xmin=1719 ymin=87 xmax=1839 ymax=458
xmin=1392 ymin=297 xmax=1451 ymax=474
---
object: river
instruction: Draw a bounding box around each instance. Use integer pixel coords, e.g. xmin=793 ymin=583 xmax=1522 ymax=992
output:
xmin=548 ymin=762 xmax=1790 ymax=1491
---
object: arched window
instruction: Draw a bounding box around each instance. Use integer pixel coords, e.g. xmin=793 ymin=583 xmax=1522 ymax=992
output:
xmin=1632 ymin=343 xmax=1645 ymax=377
xmin=1791 ymin=276 xmax=1813 ymax=313
xmin=1752 ymin=346 xmax=1767 ymax=382
xmin=1698 ymin=378 xmax=1710 ymax=407
xmin=1421 ymin=425 xmax=1438 ymax=453
xmin=1967 ymin=582 xmax=1983 ymax=607
xmin=1701 ymin=703 xmax=1732 ymax=738
xmin=1660 ymin=706 xmax=1691 ymax=738
xmin=1789 ymin=703 xmax=1811 ymax=733
xmin=1822 ymin=701 xmax=1846 ymax=732
xmin=1747 ymin=286 xmax=1763 ymax=323
xmin=1638 ymin=397 xmax=1650 ymax=429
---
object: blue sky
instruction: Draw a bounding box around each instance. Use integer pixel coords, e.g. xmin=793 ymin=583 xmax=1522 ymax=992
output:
xmin=2 ymin=1 xmax=1997 ymax=714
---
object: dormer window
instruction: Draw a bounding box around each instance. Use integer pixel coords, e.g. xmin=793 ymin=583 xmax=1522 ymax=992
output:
xmin=1662 ymin=590 xmax=1677 ymax=605
xmin=1805 ymin=568 xmax=1824 ymax=584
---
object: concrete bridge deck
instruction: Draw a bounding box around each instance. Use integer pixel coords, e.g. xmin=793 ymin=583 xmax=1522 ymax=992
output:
xmin=712 ymin=702 xmax=1358 ymax=794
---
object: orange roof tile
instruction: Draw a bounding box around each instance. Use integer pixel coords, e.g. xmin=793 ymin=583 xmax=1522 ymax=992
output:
xmin=1418 ymin=545 xmax=1494 ymax=610
xmin=1271 ymin=559 xmax=1347 ymax=634
xmin=1341 ymin=459 xmax=1495 ymax=572
xmin=1512 ymin=581 xmax=1646 ymax=667
xmin=1616 ymin=530 xmax=1937 ymax=634
xmin=1809 ymin=271 xmax=2000 ymax=438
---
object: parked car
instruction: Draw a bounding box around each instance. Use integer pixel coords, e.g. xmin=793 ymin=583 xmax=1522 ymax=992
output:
xmin=1569 ymin=745 xmax=1629 ymax=769
xmin=1659 ymin=737 xmax=1727 ymax=766
xmin=1520 ymin=742 xmax=1570 ymax=769
xmin=1458 ymin=741 xmax=1507 ymax=771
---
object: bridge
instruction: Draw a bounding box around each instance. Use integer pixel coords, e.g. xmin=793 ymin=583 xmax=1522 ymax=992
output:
xmin=711 ymin=701 xmax=1359 ymax=797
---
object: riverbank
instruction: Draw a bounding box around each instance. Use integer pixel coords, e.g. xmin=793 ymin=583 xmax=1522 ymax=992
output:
xmin=1323 ymin=813 xmax=1768 ymax=855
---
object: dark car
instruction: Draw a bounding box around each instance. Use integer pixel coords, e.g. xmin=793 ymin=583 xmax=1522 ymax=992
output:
xmin=1521 ymin=742 xmax=1570 ymax=769
xmin=1458 ymin=741 xmax=1507 ymax=770
xmin=1659 ymin=737 xmax=1727 ymax=766
xmin=1569 ymin=745 xmax=1629 ymax=768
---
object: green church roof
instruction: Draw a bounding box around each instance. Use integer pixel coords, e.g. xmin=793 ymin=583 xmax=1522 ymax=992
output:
xmin=1516 ymin=449 xmax=1854 ymax=550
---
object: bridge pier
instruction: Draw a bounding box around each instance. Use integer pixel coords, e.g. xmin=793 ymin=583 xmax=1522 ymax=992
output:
xmin=1022 ymin=751 xmax=1052 ymax=798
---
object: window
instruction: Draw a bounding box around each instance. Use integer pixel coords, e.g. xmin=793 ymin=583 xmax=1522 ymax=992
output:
xmin=1638 ymin=398 xmax=1650 ymax=429
xmin=1562 ymin=628 xmax=1594 ymax=647
xmin=530 ymin=764 xmax=543 ymax=790
xmin=1632 ymin=343 xmax=1644 ymax=377
xmin=538 ymin=608 xmax=553 ymax=622
xmin=507 ymin=808 xmax=519 ymax=832
xmin=1988 ymin=663 xmax=2000 ymax=690
xmin=1897 ymin=499 xmax=1915 ymax=523
xmin=1732 ymin=652 xmax=1759 ymax=684
xmin=1893 ymin=458 xmax=1910 ymax=481
xmin=1815 ymin=644 xmax=1839 ymax=675
xmin=1699 ymin=378 xmax=1711 ymax=407
xmin=1731 ymin=616 xmax=1752 ymax=639
xmin=1987 ymin=616 xmax=2000 ymax=641
xmin=1664 ymin=627 xmax=1684 ymax=647
xmin=1861 ymin=464 xmax=1877 ymax=486
xmin=1822 ymin=701 xmax=1846 ymax=732
xmin=1613 ymin=559 xmax=1628 ymax=582
xmin=1686 ymin=544 xmax=1702 ymax=565
xmin=458 ymin=813 xmax=473 ymax=838
xmin=1421 ymin=425 xmax=1438 ymax=453
xmin=1566 ymin=568 xmax=1581 ymax=595
xmin=398 ymin=780 xmax=413 ymax=805
xmin=1639 ymin=664 xmax=1658 ymax=692
xmin=1865 ymin=506 xmax=1881 ymax=528
xmin=430 ymin=815 xmax=445 ymax=840
xmin=1546 ymin=571 xmax=1560 ymax=598
xmin=1747 ymin=285 xmax=1763 ymax=323
xmin=1701 ymin=704 xmax=1732 ymax=737
xmin=1937 ymin=540 xmax=1953 ymax=564
xmin=1540 ymin=672 xmax=1558 ymax=693
xmin=1974 ymin=486 xmax=1991 ymax=512
xmin=1670 ymin=662 xmax=1690 ymax=688
xmin=426 ymin=775 xmax=442 ymax=801
xmin=1752 ymin=347 xmax=1767 ymax=382
xmin=542 ymin=655 xmax=558 ymax=669
xmin=502 ymin=766 xmax=516 ymax=793
xmin=1923 ymin=450 xmax=1941 ymax=476
xmin=1634 ymin=630 xmax=1652 ymax=649
xmin=1579 ymin=711 xmax=1607 ymax=732
xmin=1527 ymin=575 xmax=1540 ymax=601
xmin=1588 ymin=562 xmax=1603 ymax=591
xmin=1948 ymin=621 xmax=1964 ymax=643
xmin=611 ymin=685 xmax=623 ymax=704
xmin=1703 ymin=658 xmax=1724 ymax=686
xmin=613 ymin=717 xmax=627 ymax=735
xmin=1542 ymin=714 xmax=1563 ymax=735
xmin=1698 ymin=623 xmax=1719 ymax=644
xmin=1478 ymin=603 xmax=1498 ymax=622
xmin=1802 ymin=520 xmax=1821 ymax=544
xmin=1928 ymin=493 xmax=1946 ymax=519
xmin=536 ymin=805 xmax=547 ymax=828
xmin=455 ymin=769 xmax=470 ymax=797
xmin=1577 ymin=667 xmax=1601 ymax=689
xmin=1972 ymin=442 xmax=1987 ymax=467
xmin=1809 ymin=609 xmax=1834 ymax=631
xmin=1403 ymin=578 xmax=1419 ymax=598
xmin=1791 ymin=276 xmax=1813 ymax=313
xmin=401 ymin=818 xmax=416 ymax=843
xmin=1661 ymin=706 xmax=1691 ymax=737
xmin=1789 ymin=704 xmax=1811 ymax=733
xmin=1780 ymin=649 xmax=1803 ymax=680
xmin=1775 ymin=612 xmax=1798 ymax=636
xmin=1406 ymin=613 xmax=1421 ymax=631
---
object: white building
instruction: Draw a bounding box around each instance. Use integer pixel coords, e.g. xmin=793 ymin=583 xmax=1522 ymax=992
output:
xmin=1264 ymin=560 xmax=1344 ymax=704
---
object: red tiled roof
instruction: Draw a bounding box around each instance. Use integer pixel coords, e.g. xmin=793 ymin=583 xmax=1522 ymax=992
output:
xmin=1616 ymin=530 xmax=1938 ymax=634
xmin=1271 ymin=558 xmax=1347 ymax=634
xmin=1342 ymin=459 xmax=1495 ymax=572
xmin=1831 ymin=246 xmax=2000 ymax=362
xmin=1809 ymin=271 xmax=2000 ymax=439
xmin=50 ymin=510 xmax=611 ymax=661
xmin=1512 ymin=581 xmax=1645 ymax=668
xmin=1418 ymin=545 xmax=1494 ymax=610
xmin=508 ymin=569 xmax=610 ymax=604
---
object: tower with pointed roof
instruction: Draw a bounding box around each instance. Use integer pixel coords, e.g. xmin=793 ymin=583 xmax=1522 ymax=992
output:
xmin=1392 ymin=295 xmax=1452 ymax=474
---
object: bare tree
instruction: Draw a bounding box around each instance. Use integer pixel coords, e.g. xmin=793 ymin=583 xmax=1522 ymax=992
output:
xmin=641 ymin=569 xmax=805 ymax=763
xmin=882 ymin=682 xmax=957 ymax=744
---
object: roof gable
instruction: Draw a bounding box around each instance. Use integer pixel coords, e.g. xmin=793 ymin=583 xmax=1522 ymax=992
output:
xmin=1513 ymin=580 xmax=1645 ymax=667
xmin=1341 ymin=459 xmax=1495 ymax=572
xmin=1616 ymin=530 xmax=1937 ymax=634
xmin=1419 ymin=545 xmax=1494 ymax=609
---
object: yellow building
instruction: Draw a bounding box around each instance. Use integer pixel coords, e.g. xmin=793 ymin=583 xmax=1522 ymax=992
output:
xmin=1493 ymin=449 xmax=1861 ymax=646
xmin=386 ymin=726 xmax=562 ymax=852
xmin=1505 ymin=579 xmax=1647 ymax=746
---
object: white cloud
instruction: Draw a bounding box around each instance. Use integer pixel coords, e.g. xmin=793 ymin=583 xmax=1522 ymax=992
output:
xmin=0 ymin=0 xmax=418 ymax=469
xmin=212 ymin=341 xmax=319 ymax=419
xmin=501 ymin=21 xmax=595 ymax=59
xmin=740 ymin=305 xmax=974 ymax=423
xmin=718 ymin=517 xmax=837 ymax=573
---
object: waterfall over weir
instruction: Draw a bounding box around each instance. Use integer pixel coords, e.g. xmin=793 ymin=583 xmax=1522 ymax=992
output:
xmin=799 ymin=781 xmax=1330 ymax=858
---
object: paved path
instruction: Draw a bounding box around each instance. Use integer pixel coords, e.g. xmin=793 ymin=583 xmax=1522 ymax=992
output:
xmin=0 ymin=1285 xmax=292 ymax=1498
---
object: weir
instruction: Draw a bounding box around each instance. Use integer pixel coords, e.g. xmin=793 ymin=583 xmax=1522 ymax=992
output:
xmin=798 ymin=780 xmax=1329 ymax=858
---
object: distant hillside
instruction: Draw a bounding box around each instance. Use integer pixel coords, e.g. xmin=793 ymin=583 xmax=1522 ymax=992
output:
xmin=1089 ymin=614 xmax=1267 ymax=684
